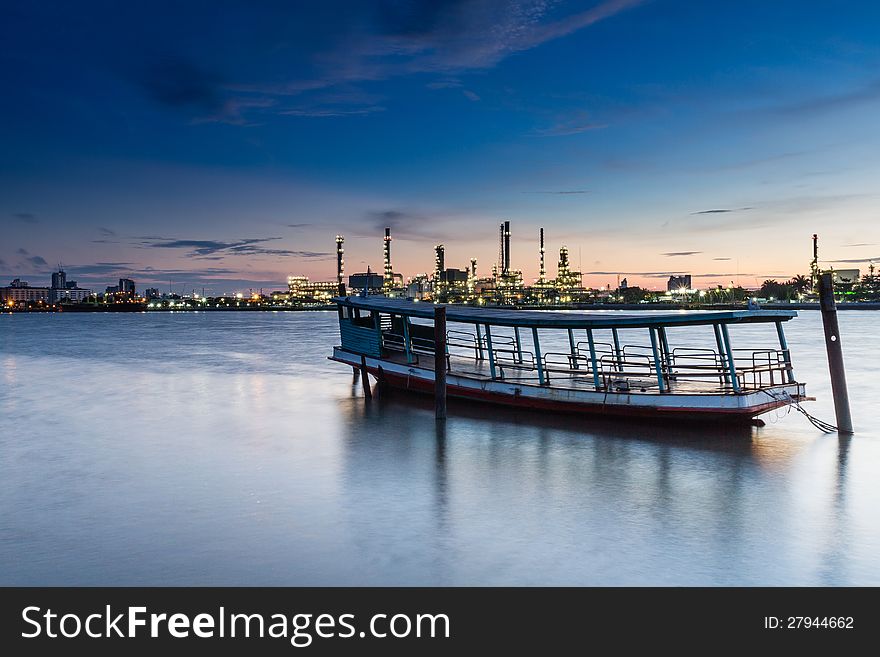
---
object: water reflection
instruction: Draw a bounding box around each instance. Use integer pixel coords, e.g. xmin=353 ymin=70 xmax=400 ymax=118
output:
xmin=1 ymin=311 xmax=877 ymax=585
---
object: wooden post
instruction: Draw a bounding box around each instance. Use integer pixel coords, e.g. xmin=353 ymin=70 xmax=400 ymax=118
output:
xmin=435 ymin=306 xmax=447 ymax=420
xmin=819 ymin=273 xmax=854 ymax=434
xmin=359 ymin=355 xmax=372 ymax=399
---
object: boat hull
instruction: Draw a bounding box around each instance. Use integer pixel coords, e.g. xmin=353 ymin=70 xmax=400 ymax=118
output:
xmin=331 ymin=348 xmax=805 ymax=423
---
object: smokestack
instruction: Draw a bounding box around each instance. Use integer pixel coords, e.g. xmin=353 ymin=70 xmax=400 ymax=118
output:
xmin=383 ymin=227 xmax=392 ymax=290
xmin=504 ymin=221 xmax=511 ymax=275
xmin=499 ymin=223 xmax=505 ymax=277
xmin=336 ymin=235 xmax=345 ymax=285
xmin=435 ymin=244 xmax=445 ymax=279
xmin=539 ymin=227 xmax=545 ymax=282
xmin=470 ymin=257 xmax=477 ymax=279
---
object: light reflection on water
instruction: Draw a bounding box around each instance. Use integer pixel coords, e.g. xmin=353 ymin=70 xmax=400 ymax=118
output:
xmin=0 ymin=310 xmax=877 ymax=585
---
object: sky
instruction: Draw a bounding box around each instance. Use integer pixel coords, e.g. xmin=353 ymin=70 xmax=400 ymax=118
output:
xmin=2 ymin=0 xmax=880 ymax=294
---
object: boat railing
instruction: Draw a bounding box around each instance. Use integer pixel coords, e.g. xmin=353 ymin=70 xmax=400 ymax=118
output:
xmin=494 ymin=348 xmax=537 ymax=379
xmin=543 ymin=352 xmax=594 ymax=379
xmin=730 ymin=348 xmax=791 ymax=388
xmin=371 ymin=321 xmax=792 ymax=393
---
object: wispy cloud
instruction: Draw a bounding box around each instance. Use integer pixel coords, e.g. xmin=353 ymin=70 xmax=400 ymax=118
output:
xmin=149 ymin=1 xmax=645 ymax=124
xmin=827 ymin=257 xmax=879 ymax=264
xmin=713 ymin=257 xmax=732 ymax=261
xmin=141 ymin=236 xmax=331 ymax=259
xmin=770 ymin=78 xmax=880 ymax=117
xmin=462 ymin=89 xmax=480 ymax=102
xmin=27 ymin=256 xmax=48 ymax=267
xmin=16 ymin=248 xmax=29 ymax=255
xmin=522 ymin=190 xmax=589 ymax=195
xmin=537 ymin=111 xmax=607 ymax=136
xmin=691 ymin=207 xmax=753 ymax=215
xmin=13 ymin=212 xmax=38 ymax=224
xmin=97 ymin=227 xmax=117 ymax=237
xmin=661 ymin=251 xmax=702 ymax=257
xmin=287 ymin=223 xmax=313 ymax=229
xmin=426 ymin=78 xmax=462 ymax=89
xmin=842 ymin=242 xmax=876 ymax=247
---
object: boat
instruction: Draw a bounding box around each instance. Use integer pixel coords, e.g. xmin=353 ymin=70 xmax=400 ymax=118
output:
xmin=329 ymin=295 xmax=808 ymax=423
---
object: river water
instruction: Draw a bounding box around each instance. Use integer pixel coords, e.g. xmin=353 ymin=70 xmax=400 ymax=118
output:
xmin=1 ymin=310 xmax=878 ymax=585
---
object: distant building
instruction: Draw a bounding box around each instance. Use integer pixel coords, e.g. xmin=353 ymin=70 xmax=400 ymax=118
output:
xmin=49 ymin=268 xmax=91 ymax=303
xmin=145 ymin=288 xmax=161 ymax=299
xmin=1 ymin=279 xmax=50 ymax=305
xmin=287 ymin=275 xmax=337 ymax=302
xmin=51 ymin=288 xmax=91 ymax=303
xmin=119 ymin=278 xmax=136 ymax=295
xmin=620 ymin=278 xmax=628 ymax=289
xmin=51 ymin=270 xmax=67 ymax=290
xmin=349 ymin=272 xmax=383 ymax=292
xmin=667 ymin=274 xmax=692 ymax=292
xmin=831 ymin=269 xmax=860 ymax=285
xmin=440 ymin=268 xmax=468 ymax=284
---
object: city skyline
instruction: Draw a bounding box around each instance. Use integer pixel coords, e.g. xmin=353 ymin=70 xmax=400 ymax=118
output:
xmin=3 ymin=1 xmax=880 ymax=293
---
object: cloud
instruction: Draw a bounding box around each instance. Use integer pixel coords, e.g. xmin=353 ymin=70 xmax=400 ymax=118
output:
xmin=583 ymin=270 xmax=756 ymax=279
xmin=278 ymin=105 xmax=384 ymax=118
xmin=462 ymin=89 xmax=480 ymax=102
xmin=827 ymin=257 xmax=879 ymax=264
xmin=97 ymin=227 xmax=117 ymax=237
xmin=287 ymin=223 xmax=313 ymax=228
xmin=538 ymin=111 xmax=607 ymax=136
xmin=13 ymin=212 xmax=38 ymax=223
xmin=138 ymin=55 xmax=224 ymax=112
xmin=199 ymin=0 xmax=645 ymax=123
xmin=16 ymin=248 xmax=29 ymax=255
xmin=713 ymin=257 xmax=732 ymax=261
xmin=770 ymin=78 xmax=880 ymax=117
xmin=661 ymin=251 xmax=702 ymax=257
xmin=141 ymin=236 xmax=332 ymax=259
xmin=842 ymin=243 xmax=876 ymax=247
xmin=691 ymin=207 xmax=753 ymax=215
xmin=0 ymin=259 xmax=6 ymax=268
xmin=27 ymin=256 xmax=48 ymax=267
xmin=522 ymin=190 xmax=589 ymax=195
xmin=426 ymin=78 xmax=462 ymax=89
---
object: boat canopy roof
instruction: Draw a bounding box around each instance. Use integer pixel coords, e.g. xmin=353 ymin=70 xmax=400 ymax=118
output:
xmin=335 ymin=296 xmax=797 ymax=329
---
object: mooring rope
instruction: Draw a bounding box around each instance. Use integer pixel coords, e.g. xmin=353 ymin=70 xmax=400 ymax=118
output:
xmin=760 ymin=389 xmax=839 ymax=433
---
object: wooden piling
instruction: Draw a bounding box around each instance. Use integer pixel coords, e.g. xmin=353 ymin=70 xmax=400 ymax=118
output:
xmin=434 ymin=306 xmax=447 ymax=420
xmin=359 ymin=354 xmax=372 ymax=399
xmin=819 ymin=273 xmax=854 ymax=434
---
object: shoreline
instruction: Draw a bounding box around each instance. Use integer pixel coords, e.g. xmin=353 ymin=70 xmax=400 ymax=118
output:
xmin=5 ymin=301 xmax=880 ymax=314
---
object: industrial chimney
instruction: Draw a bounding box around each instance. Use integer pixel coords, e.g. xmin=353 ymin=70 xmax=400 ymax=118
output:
xmin=336 ymin=235 xmax=345 ymax=285
xmin=383 ymin=227 xmax=393 ymax=291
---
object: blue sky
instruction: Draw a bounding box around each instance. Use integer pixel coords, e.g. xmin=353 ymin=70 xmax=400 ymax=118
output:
xmin=2 ymin=0 xmax=879 ymax=293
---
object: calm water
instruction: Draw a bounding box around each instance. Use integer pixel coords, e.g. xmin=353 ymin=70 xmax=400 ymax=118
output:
xmin=1 ymin=310 xmax=878 ymax=585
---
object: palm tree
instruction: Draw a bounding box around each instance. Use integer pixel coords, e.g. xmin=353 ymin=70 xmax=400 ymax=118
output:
xmin=788 ymin=274 xmax=811 ymax=294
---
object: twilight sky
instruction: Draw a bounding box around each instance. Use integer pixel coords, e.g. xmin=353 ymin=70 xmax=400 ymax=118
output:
xmin=2 ymin=0 xmax=879 ymax=294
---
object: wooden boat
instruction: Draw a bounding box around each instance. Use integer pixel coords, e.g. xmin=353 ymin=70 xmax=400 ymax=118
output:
xmin=329 ymin=295 xmax=807 ymax=423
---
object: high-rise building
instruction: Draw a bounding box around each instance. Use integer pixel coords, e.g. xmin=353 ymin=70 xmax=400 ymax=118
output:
xmin=118 ymin=278 xmax=136 ymax=296
xmin=51 ymin=269 xmax=67 ymax=290
xmin=336 ymin=235 xmax=345 ymax=286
